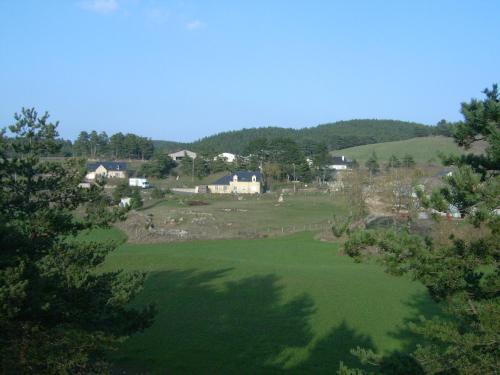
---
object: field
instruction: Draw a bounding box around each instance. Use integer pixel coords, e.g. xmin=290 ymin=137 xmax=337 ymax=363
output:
xmin=95 ymin=230 xmax=440 ymax=374
xmin=338 ymin=136 xmax=464 ymax=164
xmin=117 ymin=192 xmax=349 ymax=243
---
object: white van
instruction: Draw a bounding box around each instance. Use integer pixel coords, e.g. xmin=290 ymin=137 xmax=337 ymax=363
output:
xmin=129 ymin=178 xmax=150 ymax=189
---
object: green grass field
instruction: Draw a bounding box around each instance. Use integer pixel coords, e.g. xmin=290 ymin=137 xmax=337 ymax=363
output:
xmin=338 ymin=136 xmax=464 ymax=164
xmin=99 ymin=231 xmax=440 ymax=374
xmin=119 ymin=192 xmax=350 ymax=242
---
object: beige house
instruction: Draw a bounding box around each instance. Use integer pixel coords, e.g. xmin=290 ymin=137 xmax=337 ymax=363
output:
xmin=168 ymin=150 xmax=197 ymax=161
xmin=85 ymin=162 xmax=127 ymax=180
xmin=207 ymin=171 xmax=262 ymax=194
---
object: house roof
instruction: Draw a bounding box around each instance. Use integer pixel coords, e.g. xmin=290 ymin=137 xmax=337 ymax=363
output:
xmin=87 ymin=162 xmax=127 ymax=171
xmin=212 ymin=171 xmax=262 ymax=185
xmin=169 ymin=149 xmax=197 ymax=157
xmin=330 ymin=156 xmax=351 ymax=165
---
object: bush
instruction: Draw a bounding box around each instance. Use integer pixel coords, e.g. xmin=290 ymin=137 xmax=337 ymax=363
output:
xmin=112 ymin=181 xmax=132 ymax=204
xmin=129 ymin=188 xmax=143 ymax=209
xmin=343 ymin=229 xmax=376 ymax=258
xmin=151 ymin=187 xmax=165 ymax=199
xmin=331 ymin=215 xmax=351 ymax=238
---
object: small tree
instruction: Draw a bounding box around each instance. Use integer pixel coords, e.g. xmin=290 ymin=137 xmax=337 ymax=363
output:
xmin=130 ymin=187 xmax=143 ymax=209
xmin=112 ymin=180 xmax=132 ymax=204
xmin=386 ymin=154 xmax=401 ymax=169
xmin=365 ymin=151 xmax=380 ymax=175
xmin=139 ymin=153 xmax=176 ymax=178
xmin=151 ymin=187 xmax=166 ymax=199
xmin=402 ymin=153 xmax=416 ymax=168
xmin=342 ymin=169 xmax=369 ymax=218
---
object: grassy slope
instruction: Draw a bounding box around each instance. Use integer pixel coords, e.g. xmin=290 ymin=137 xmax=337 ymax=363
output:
xmin=338 ymin=136 xmax=463 ymax=164
xmin=100 ymin=232 xmax=440 ymax=374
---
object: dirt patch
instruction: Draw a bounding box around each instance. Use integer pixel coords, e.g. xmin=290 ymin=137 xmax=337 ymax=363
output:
xmin=186 ymin=200 xmax=209 ymax=206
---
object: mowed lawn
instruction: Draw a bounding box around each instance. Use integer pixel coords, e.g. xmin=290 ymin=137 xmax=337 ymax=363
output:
xmin=97 ymin=230 xmax=439 ymax=374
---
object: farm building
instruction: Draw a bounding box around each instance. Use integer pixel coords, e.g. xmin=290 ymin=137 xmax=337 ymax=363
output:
xmin=206 ymin=171 xmax=262 ymax=194
xmin=168 ymin=150 xmax=197 ymax=161
xmin=328 ymin=156 xmax=352 ymax=170
xmin=86 ymin=162 xmax=127 ymax=180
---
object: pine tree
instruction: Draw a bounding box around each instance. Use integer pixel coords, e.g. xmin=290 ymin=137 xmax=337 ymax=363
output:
xmin=342 ymin=85 xmax=500 ymax=374
xmin=0 ymin=108 xmax=155 ymax=373
xmin=386 ymin=154 xmax=401 ymax=169
xmin=365 ymin=151 xmax=380 ymax=175
xmin=402 ymin=153 xmax=416 ymax=168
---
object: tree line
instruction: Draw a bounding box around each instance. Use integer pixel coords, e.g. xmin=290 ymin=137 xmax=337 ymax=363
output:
xmin=73 ymin=131 xmax=154 ymax=160
xmin=19 ymin=119 xmax=458 ymax=161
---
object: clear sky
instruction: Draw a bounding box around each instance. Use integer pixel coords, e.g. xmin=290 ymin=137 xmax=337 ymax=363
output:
xmin=1 ymin=0 xmax=499 ymax=142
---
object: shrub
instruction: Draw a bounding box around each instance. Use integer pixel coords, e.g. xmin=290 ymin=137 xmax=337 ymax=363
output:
xmin=343 ymin=229 xmax=376 ymax=259
xmin=151 ymin=187 xmax=165 ymax=199
xmin=331 ymin=215 xmax=351 ymax=238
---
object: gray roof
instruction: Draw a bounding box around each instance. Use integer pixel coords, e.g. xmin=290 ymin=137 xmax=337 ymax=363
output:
xmin=330 ymin=156 xmax=351 ymax=165
xmin=212 ymin=171 xmax=262 ymax=185
xmin=86 ymin=162 xmax=127 ymax=171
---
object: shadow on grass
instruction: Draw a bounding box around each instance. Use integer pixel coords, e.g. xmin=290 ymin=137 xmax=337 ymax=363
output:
xmin=112 ymin=269 xmax=438 ymax=374
xmin=389 ymin=291 xmax=442 ymax=351
xmin=292 ymin=321 xmax=376 ymax=374
xmin=113 ymin=268 xmax=315 ymax=374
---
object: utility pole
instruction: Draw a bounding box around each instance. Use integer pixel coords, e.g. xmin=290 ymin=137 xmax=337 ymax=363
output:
xmin=192 ymin=157 xmax=195 ymax=182
xmin=293 ymin=163 xmax=296 ymax=193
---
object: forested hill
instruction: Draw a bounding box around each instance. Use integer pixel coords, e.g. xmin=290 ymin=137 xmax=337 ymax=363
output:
xmin=152 ymin=140 xmax=188 ymax=153
xmin=160 ymin=119 xmax=433 ymax=154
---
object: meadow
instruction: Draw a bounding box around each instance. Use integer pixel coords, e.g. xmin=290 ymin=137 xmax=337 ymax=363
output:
xmin=117 ymin=192 xmax=350 ymax=243
xmin=91 ymin=230 xmax=440 ymax=374
xmin=338 ymin=136 xmax=465 ymax=164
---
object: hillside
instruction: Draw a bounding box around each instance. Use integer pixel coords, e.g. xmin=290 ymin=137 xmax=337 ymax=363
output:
xmin=154 ymin=119 xmax=433 ymax=155
xmin=152 ymin=140 xmax=187 ymax=153
xmin=338 ymin=136 xmax=464 ymax=164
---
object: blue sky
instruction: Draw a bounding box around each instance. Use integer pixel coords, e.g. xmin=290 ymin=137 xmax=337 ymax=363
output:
xmin=1 ymin=0 xmax=499 ymax=142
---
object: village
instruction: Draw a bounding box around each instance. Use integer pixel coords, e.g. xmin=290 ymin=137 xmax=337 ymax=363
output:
xmin=79 ymin=144 xmax=468 ymax=245
xmin=2 ymin=2 xmax=498 ymax=373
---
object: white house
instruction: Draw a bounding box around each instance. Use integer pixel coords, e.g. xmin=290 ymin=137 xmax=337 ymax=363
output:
xmin=328 ymin=156 xmax=351 ymax=171
xmin=168 ymin=150 xmax=197 ymax=161
xmin=214 ymin=152 xmax=236 ymax=163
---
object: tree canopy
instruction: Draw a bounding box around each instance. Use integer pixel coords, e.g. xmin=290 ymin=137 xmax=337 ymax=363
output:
xmin=0 ymin=108 xmax=155 ymax=373
xmin=341 ymin=85 xmax=500 ymax=374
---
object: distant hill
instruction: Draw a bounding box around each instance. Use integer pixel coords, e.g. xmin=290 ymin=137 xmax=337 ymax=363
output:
xmin=152 ymin=140 xmax=187 ymax=153
xmin=338 ymin=136 xmax=466 ymax=164
xmin=154 ymin=119 xmax=433 ymax=155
